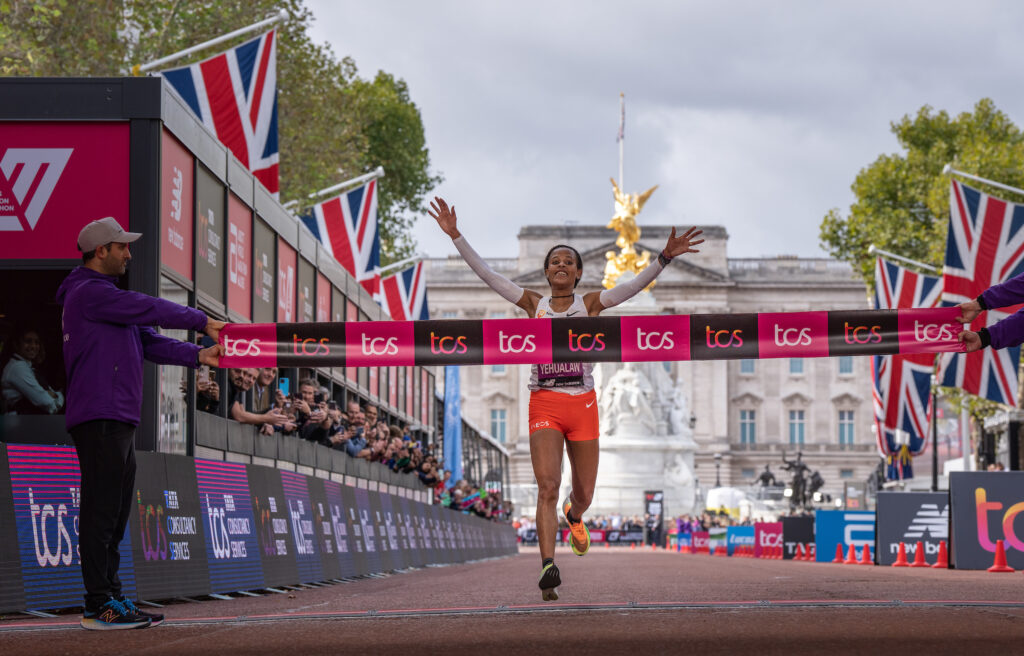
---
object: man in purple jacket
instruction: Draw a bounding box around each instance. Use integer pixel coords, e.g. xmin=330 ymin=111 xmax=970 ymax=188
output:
xmin=957 ymin=274 xmax=1024 ymax=351
xmin=56 ymin=217 xmax=223 ymax=630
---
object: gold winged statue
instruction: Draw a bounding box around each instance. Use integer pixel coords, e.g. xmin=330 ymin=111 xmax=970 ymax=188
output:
xmin=603 ymin=178 xmax=659 ymax=290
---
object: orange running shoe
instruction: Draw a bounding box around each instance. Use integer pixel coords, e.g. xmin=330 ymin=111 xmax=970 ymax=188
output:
xmin=562 ymin=497 xmax=590 ymax=556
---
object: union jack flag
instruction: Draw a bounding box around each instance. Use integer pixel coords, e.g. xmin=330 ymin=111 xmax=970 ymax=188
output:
xmin=161 ymin=31 xmax=279 ymax=197
xmin=871 ymin=257 xmax=941 ymax=479
xmin=381 ymin=261 xmax=429 ymax=321
xmin=300 ymin=180 xmax=381 ymax=298
xmin=937 ymin=179 xmax=1024 ymax=406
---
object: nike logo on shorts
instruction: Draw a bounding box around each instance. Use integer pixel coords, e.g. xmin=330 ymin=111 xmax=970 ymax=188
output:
xmin=585 ymin=400 xmax=595 ymax=408
xmin=567 ymin=311 xmax=580 ymax=316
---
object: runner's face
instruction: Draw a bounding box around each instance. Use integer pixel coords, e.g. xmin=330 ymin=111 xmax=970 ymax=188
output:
xmin=545 ymin=248 xmax=580 ymax=289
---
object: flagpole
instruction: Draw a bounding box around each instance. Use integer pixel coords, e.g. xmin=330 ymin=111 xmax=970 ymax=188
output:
xmin=133 ymin=10 xmax=289 ymax=75
xmin=283 ymin=166 xmax=385 ymax=210
xmin=377 ymin=253 xmax=428 ymax=278
xmin=943 ymin=164 xmax=1024 ymax=199
xmin=618 ymin=92 xmax=625 ymax=189
xmin=867 ymin=244 xmax=939 ymax=273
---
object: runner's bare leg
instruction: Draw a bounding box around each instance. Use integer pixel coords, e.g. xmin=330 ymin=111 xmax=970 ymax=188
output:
xmin=565 ymin=438 xmax=599 ymax=519
xmin=530 ymin=429 xmax=565 ymax=561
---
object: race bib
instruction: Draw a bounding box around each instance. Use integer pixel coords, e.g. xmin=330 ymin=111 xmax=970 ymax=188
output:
xmin=536 ymin=362 xmax=583 ymax=388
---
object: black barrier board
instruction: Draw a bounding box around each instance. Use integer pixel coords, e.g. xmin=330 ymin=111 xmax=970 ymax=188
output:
xmin=307 ymin=476 xmax=340 ymax=580
xmin=379 ymin=492 xmax=407 ymax=570
xmin=405 ymin=497 xmax=427 ymax=567
xmin=951 ymin=471 xmax=1024 ymax=570
xmin=280 ymin=470 xmax=323 ymax=582
xmin=429 ymin=504 xmax=448 ymax=563
xmin=782 ymin=515 xmax=815 ymax=560
xmin=876 ymin=492 xmax=949 ymax=566
xmin=369 ymin=490 xmax=397 ymax=572
xmin=0 ymin=445 xmax=27 ymax=613
xmin=418 ymin=500 xmax=437 ymax=564
xmin=352 ymin=487 xmax=382 ymax=574
xmin=7 ymin=444 xmax=138 ymax=611
xmin=247 ymin=464 xmax=299 ymax=587
xmin=194 ymin=459 xmax=264 ymax=594
xmin=398 ymin=497 xmax=420 ymax=564
xmin=132 ymin=452 xmax=209 ymax=599
xmin=340 ymin=484 xmax=370 ymax=576
xmin=321 ymin=479 xmax=356 ymax=578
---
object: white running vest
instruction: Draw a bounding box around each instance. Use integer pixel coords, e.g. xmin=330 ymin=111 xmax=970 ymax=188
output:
xmin=527 ymin=294 xmax=595 ymax=395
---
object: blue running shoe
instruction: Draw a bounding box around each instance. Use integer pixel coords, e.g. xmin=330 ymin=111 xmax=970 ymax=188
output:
xmin=119 ymin=596 xmax=164 ymax=626
xmin=81 ymin=598 xmax=151 ymax=631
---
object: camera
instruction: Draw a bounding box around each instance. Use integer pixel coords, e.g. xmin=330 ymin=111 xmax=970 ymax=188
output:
xmin=327 ymin=400 xmax=338 ymax=411
xmin=314 ymin=392 xmax=325 ymax=404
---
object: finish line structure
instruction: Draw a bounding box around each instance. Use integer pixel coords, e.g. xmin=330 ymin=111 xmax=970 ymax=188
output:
xmin=219 ymin=307 xmax=966 ymax=368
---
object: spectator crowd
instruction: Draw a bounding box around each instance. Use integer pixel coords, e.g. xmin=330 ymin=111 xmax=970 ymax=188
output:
xmin=190 ymin=364 xmax=508 ymax=522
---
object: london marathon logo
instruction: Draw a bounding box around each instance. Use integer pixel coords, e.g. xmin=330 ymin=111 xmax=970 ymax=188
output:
xmin=689 ymin=313 xmax=759 ymax=360
xmin=827 ymin=310 xmax=899 ymax=356
xmin=0 ymin=148 xmax=73 ymax=232
xmin=551 ymin=317 xmax=621 ymax=363
xmin=414 ymin=320 xmax=483 ymax=365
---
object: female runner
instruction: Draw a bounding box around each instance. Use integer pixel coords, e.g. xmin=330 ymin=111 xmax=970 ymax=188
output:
xmin=428 ymin=197 xmax=702 ymax=600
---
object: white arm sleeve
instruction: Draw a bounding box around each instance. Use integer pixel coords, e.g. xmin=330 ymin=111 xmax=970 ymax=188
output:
xmin=599 ymin=258 xmax=666 ymax=308
xmin=452 ymin=235 xmax=525 ymax=304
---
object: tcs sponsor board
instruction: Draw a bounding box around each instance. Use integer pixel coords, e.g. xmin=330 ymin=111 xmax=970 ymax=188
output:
xmin=0 ymin=446 xmax=516 ymax=613
xmin=951 ymin=472 xmax=1024 ymax=570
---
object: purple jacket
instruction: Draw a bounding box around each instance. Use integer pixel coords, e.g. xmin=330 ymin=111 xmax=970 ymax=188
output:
xmin=56 ymin=267 xmax=207 ymax=430
xmin=980 ymin=273 xmax=1024 ymax=349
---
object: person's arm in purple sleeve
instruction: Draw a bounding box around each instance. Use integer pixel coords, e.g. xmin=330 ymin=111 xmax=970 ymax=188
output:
xmin=980 ymin=270 xmax=1024 ymax=311
xmin=140 ymin=327 xmax=222 ymax=368
xmin=77 ymin=279 xmax=216 ymax=334
xmin=959 ymin=310 xmax=1024 ymax=352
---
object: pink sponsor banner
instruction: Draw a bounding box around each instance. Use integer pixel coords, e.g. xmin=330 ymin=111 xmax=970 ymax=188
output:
xmin=754 ymin=521 xmax=783 ymax=558
xmin=0 ymin=122 xmax=130 ymax=259
xmin=220 ymin=323 xmax=278 ymax=368
xmin=160 ymin=129 xmax=194 ymax=279
xmin=227 ymin=193 xmax=251 ymax=319
xmin=897 ymin=306 xmax=963 ymax=354
xmin=345 ymin=321 xmax=416 ymax=367
xmin=276 ymin=238 xmax=296 ymax=323
xmin=481 ymin=318 xmax=553 ymax=365
xmin=316 ymin=273 xmax=331 ymax=323
xmin=620 ymin=315 xmax=690 ymax=362
xmin=692 ymin=531 xmax=710 ymax=552
xmin=757 ymin=311 xmax=829 ymax=359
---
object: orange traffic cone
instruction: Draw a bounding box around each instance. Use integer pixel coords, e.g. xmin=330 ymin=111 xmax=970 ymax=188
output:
xmin=832 ymin=543 xmax=845 ymax=564
xmin=844 ymin=544 xmax=858 ymax=564
xmin=858 ymin=544 xmax=873 ymax=565
xmin=795 ymin=543 xmax=806 ymax=561
xmin=605 ymin=541 xmax=610 ymax=549
xmin=630 ymin=542 xmax=636 ymax=550
xmin=808 ymin=543 xmax=816 ymax=561
xmin=932 ymin=541 xmax=949 ymax=569
xmin=909 ymin=541 xmax=929 ymax=568
xmin=988 ymin=539 xmax=1014 ymax=572
xmin=892 ymin=542 xmax=909 ymax=567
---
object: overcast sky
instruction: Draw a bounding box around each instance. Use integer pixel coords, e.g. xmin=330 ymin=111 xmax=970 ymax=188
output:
xmin=306 ymin=1 xmax=1024 ymax=260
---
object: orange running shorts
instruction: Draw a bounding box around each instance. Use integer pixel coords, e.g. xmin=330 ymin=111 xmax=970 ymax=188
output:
xmin=528 ymin=389 xmax=599 ymax=441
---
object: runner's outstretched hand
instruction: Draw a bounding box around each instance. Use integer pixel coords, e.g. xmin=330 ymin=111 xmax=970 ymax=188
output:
xmin=427 ymin=197 xmax=462 ymax=240
xmin=663 ymin=226 xmax=704 ymax=258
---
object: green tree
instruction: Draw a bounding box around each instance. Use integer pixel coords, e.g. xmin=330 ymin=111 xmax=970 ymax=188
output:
xmin=0 ymin=0 xmax=438 ymax=263
xmin=819 ymin=98 xmax=1024 ymax=288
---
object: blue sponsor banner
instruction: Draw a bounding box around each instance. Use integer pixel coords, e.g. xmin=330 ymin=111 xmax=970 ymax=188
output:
xmin=280 ymin=470 xmax=323 ymax=582
xmin=726 ymin=526 xmax=755 ymax=555
xmin=195 ymin=459 xmax=263 ymax=594
xmin=7 ymin=444 xmax=137 ymax=610
xmin=814 ymin=509 xmax=875 ymax=562
xmin=443 ymin=365 xmax=463 ymax=488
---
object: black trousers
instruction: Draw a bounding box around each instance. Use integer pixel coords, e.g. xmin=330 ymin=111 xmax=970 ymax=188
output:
xmin=70 ymin=420 xmax=136 ymax=611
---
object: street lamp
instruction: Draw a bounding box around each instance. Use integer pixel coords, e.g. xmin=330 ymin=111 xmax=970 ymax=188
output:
xmin=714 ymin=452 xmax=722 ymax=488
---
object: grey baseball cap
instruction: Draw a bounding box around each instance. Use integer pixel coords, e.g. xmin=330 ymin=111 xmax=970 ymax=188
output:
xmin=77 ymin=217 xmax=142 ymax=252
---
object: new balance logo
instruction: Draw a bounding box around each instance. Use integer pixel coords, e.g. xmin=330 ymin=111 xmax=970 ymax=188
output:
xmin=902 ymin=503 xmax=949 ymax=539
xmin=0 ymin=148 xmax=73 ymax=231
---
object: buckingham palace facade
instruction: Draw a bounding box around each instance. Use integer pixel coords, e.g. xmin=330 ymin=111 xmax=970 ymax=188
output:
xmin=424 ymin=224 xmax=881 ymax=513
